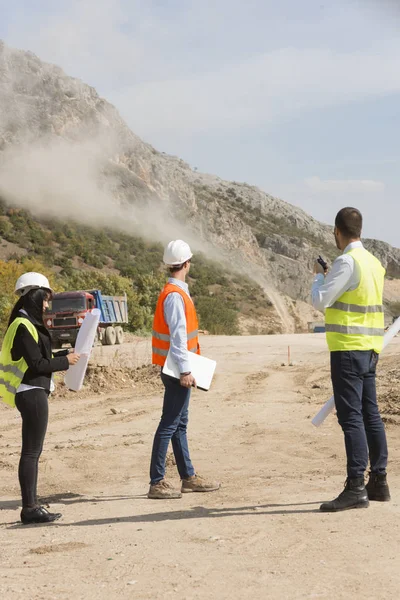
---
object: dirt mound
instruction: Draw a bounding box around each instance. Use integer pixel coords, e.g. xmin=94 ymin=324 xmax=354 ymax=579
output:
xmin=30 ymin=543 xmax=89 ymax=554
xmin=377 ymin=358 xmax=400 ymax=425
xmin=54 ymin=364 xmax=163 ymax=399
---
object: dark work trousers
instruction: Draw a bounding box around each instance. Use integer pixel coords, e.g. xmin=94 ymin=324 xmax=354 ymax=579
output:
xmin=15 ymin=389 xmax=49 ymax=508
xmin=149 ymin=372 xmax=195 ymax=484
xmin=331 ymin=350 xmax=388 ymax=479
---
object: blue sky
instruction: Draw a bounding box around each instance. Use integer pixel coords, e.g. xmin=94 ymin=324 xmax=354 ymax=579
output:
xmin=1 ymin=0 xmax=399 ymax=246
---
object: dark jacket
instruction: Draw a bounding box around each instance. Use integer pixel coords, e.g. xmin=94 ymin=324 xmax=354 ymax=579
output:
xmin=10 ymin=313 xmax=69 ymax=392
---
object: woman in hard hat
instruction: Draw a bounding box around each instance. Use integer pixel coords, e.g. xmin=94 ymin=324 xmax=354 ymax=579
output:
xmin=0 ymin=273 xmax=80 ymax=524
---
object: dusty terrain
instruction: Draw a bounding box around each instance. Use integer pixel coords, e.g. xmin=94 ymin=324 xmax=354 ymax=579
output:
xmin=1 ymin=333 xmax=400 ymax=600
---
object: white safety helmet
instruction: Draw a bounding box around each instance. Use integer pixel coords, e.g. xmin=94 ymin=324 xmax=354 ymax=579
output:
xmin=14 ymin=272 xmax=53 ymax=297
xmin=163 ymin=240 xmax=193 ymax=266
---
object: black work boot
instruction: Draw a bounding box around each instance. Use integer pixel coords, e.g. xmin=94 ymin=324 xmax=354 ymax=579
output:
xmin=21 ymin=506 xmax=62 ymax=525
xmin=320 ymin=477 xmax=369 ymax=512
xmin=366 ymin=472 xmax=391 ymax=502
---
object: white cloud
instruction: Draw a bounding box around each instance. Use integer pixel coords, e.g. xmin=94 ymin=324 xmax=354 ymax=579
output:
xmin=4 ymin=0 xmax=155 ymax=86
xmin=110 ymin=44 xmax=400 ymax=140
xmin=304 ymin=177 xmax=385 ymax=194
xmin=271 ymin=178 xmax=400 ymax=246
xmin=5 ymin=1 xmax=400 ymax=140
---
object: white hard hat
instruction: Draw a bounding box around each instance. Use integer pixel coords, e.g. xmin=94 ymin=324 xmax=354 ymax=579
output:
xmin=163 ymin=240 xmax=193 ymax=266
xmin=14 ymin=272 xmax=53 ymax=297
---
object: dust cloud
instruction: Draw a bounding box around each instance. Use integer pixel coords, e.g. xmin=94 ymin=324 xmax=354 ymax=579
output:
xmin=0 ymin=39 xmax=181 ymax=244
xmin=0 ymin=132 xmax=173 ymax=244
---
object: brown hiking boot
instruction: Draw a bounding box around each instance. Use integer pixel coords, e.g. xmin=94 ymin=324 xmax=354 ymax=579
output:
xmin=148 ymin=480 xmax=182 ymax=499
xmin=181 ymin=474 xmax=220 ymax=493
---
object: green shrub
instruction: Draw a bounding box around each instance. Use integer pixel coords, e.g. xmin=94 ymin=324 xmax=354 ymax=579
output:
xmin=196 ymin=296 xmax=239 ymax=335
xmin=0 ymin=219 xmax=12 ymax=237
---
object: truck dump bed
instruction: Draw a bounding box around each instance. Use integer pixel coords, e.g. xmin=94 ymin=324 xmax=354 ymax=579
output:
xmin=91 ymin=291 xmax=128 ymax=325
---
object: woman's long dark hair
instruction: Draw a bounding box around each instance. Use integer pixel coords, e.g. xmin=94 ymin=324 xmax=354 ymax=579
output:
xmin=8 ymin=288 xmax=50 ymax=328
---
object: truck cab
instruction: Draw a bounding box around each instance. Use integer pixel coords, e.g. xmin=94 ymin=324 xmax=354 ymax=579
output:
xmin=46 ymin=290 xmax=127 ymax=349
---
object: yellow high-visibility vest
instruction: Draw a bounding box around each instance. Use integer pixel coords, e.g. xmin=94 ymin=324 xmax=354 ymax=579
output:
xmin=325 ymin=247 xmax=385 ymax=353
xmin=0 ymin=317 xmax=39 ymax=407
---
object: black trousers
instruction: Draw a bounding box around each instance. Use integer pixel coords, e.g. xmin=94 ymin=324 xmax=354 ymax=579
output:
xmin=15 ymin=389 xmax=49 ymax=508
xmin=331 ymin=350 xmax=388 ymax=479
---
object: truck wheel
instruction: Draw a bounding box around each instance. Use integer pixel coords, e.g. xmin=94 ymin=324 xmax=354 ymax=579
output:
xmin=98 ymin=328 xmax=107 ymax=345
xmin=115 ymin=326 xmax=124 ymax=345
xmin=105 ymin=326 xmax=117 ymax=346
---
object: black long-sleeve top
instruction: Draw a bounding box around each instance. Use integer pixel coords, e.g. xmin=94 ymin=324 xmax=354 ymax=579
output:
xmin=10 ymin=315 xmax=69 ymax=392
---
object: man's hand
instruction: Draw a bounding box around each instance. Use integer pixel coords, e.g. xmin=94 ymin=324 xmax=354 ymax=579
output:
xmin=180 ymin=373 xmax=196 ymax=388
xmin=314 ymin=260 xmax=327 ymax=276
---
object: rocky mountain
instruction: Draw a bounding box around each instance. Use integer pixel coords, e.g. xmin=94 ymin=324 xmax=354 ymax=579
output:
xmin=0 ymin=41 xmax=399 ymax=332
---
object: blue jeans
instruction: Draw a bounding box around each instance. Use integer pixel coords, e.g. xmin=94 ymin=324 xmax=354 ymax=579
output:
xmin=149 ymin=372 xmax=195 ymax=484
xmin=331 ymin=350 xmax=388 ymax=479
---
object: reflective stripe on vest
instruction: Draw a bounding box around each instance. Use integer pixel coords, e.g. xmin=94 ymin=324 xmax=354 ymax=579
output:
xmin=325 ymin=247 xmax=385 ymax=353
xmin=152 ymin=283 xmax=201 ymax=367
xmin=0 ymin=318 xmax=39 ymax=408
xmin=0 ymin=363 xmax=26 ymax=378
xmin=152 ymin=331 xmax=170 ymax=342
xmin=152 ymin=346 xmax=198 ymax=357
xmin=325 ymin=324 xmax=385 ymax=336
xmin=152 ymin=329 xmax=199 ymax=342
xmin=330 ymin=301 xmax=383 ymax=314
xmin=0 ymin=378 xmax=18 ymax=395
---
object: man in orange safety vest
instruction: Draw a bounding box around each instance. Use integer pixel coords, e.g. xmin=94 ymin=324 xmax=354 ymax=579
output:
xmin=148 ymin=240 xmax=220 ymax=499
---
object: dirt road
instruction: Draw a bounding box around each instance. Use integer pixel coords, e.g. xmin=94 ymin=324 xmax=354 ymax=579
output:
xmin=1 ymin=334 xmax=400 ymax=600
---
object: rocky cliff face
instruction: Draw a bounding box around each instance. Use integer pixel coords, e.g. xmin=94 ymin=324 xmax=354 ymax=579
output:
xmin=0 ymin=41 xmax=399 ymax=332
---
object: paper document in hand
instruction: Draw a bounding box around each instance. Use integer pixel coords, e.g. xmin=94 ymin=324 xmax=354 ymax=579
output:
xmin=162 ymin=351 xmax=217 ymax=391
xmin=64 ymin=308 xmax=101 ymax=392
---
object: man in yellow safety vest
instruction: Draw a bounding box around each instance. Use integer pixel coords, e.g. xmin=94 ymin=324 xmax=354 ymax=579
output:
xmin=312 ymin=207 xmax=390 ymax=512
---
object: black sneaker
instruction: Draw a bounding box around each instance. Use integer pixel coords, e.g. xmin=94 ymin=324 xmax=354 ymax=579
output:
xmin=366 ymin=472 xmax=391 ymax=502
xmin=320 ymin=478 xmax=369 ymax=512
xmin=21 ymin=506 xmax=62 ymax=525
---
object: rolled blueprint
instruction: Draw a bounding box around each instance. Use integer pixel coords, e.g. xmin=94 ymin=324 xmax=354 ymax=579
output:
xmin=64 ymin=308 xmax=101 ymax=392
xmin=312 ymin=316 xmax=400 ymax=427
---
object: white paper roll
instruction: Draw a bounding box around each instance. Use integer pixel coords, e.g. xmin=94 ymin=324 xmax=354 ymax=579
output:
xmin=311 ymin=395 xmax=335 ymax=427
xmin=64 ymin=308 xmax=101 ymax=392
xmin=312 ymin=316 xmax=400 ymax=427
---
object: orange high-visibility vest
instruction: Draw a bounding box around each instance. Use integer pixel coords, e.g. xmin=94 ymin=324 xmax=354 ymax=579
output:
xmin=152 ymin=283 xmax=200 ymax=367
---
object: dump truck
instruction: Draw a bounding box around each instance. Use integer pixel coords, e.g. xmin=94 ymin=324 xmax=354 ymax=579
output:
xmin=45 ymin=290 xmax=128 ymax=349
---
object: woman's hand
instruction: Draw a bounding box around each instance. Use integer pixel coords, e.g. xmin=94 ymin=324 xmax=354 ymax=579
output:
xmin=67 ymin=352 xmax=80 ymax=366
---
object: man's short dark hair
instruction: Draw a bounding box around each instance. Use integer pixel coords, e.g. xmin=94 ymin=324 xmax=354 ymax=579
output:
xmin=169 ymin=263 xmax=185 ymax=274
xmin=335 ymin=207 xmax=362 ymax=239
xmin=168 ymin=258 xmax=191 ymax=275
